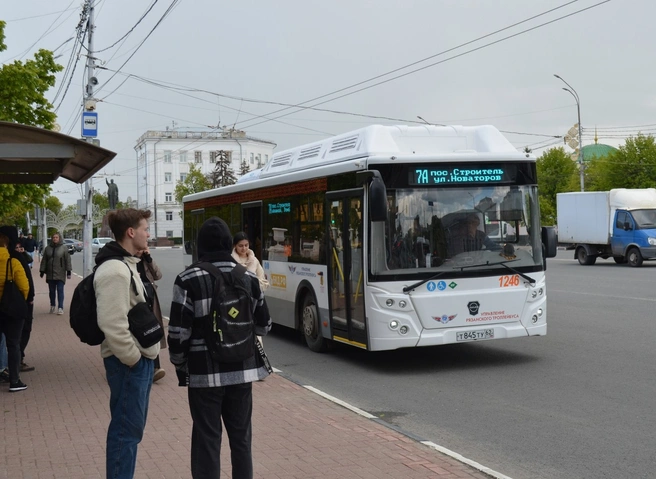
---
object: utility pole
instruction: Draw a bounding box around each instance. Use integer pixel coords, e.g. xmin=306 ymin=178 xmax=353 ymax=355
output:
xmin=82 ymin=0 xmax=97 ymax=277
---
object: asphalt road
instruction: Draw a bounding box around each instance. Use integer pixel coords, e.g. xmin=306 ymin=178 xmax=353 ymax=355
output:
xmin=72 ymin=248 xmax=656 ymax=479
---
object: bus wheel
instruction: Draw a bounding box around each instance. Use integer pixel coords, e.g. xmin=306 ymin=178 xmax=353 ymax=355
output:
xmin=627 ymin=247 xmax=643 ymax=267
xmin=301 ymin=295 xmax=328 ymax=352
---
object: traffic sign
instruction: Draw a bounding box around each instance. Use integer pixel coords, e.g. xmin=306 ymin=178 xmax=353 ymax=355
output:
xmin=82 ymin=111 xmax=98 ymax=137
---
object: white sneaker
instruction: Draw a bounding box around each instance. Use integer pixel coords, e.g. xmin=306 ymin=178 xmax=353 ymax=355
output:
xmin=49 ymin=306 xmax=55 ymax=314
xmin=57 ymin=308 xmax=64 ymax=315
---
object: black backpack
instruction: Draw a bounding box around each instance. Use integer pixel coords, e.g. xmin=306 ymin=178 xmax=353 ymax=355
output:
xmin=70 ymin=258 xmax=137 ymax=345
xmin=194 ymin=262 xmax=255 ymax=363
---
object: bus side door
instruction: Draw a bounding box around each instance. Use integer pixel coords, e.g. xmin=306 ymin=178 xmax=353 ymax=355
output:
xmin=326 ymin=190 xmax=367 ymax=349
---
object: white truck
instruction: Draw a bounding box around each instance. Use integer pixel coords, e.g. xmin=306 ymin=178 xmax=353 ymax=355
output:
xmin=557 ymin=189 xmax=656 ymax=267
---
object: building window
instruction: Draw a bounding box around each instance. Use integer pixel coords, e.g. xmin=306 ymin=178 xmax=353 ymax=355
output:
xmin=180 ymin=173 xmax=187 ymax=182
xmin=180 ymin=151 xmax=187 ymax=163
xmin=250 ymin=153 xmax=254 ymax=164
xmin=164 ymin=172 xmax=172 ymax=182
xmin=164 ymin=150 xmax=172 ymax=163
xmin=209 ymin=151 xmax=218 ymax=163
xmin=165 ymin=192 xmax=172 ymax=202
xmin=166 ymin=230 xmax=173 ymax=238
xmin=166 ymin=211 xmax=173 ymax=221
xmin=195 ymin=151 xmax=202 ymax=163
xmin=256 ymin=154 xmax=262 ymax=168
xmin=265 ymin=154 xmax=269 ymax=163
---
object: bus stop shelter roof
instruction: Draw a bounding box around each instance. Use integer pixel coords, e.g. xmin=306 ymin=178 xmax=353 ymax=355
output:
xmin=0 ymin=121 xmax=116 ymax=184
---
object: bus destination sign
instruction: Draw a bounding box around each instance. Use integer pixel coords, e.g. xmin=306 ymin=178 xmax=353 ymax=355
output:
xmin=269 ymin=202 xmax=291 ymax=214
xmin=409 ymin=164 xmax=516 ymax=186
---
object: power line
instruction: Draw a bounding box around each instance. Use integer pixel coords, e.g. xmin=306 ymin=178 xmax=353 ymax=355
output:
xmin=232 ymin=0 xmax=586 ymax=130
xmin=4 ymin=7 xmax=79 ymax=22
xmin=93 ymin=0 xmax=159 ymax=53
xmin=237 ymin=0 xmax=611 ymax=130
xmin=3 ymin=0 xmax=77 ymax=62
xmin=99 ymin=68 xmax=561 ymax=139
xmin=95 ymin=0 xmax=181 ymax=97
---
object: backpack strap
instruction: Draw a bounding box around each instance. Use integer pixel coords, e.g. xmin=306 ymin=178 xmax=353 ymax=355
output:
xmin=95 ymin=257 xmax=138 ymax=295
xmin=193 ymin=262 xmax=250 ymax=316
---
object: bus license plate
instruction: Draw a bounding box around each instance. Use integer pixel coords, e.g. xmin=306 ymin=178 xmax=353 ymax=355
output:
xmin=456 ymin=329 xmax=494 ymax=341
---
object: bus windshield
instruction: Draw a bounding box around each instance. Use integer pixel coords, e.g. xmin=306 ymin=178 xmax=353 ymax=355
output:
xmin=372 ymin=184 xmax=542 ymax=278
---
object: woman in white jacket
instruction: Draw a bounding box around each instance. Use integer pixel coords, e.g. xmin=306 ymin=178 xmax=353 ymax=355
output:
xmin=231 ymin=232 xmax=268 ymax=291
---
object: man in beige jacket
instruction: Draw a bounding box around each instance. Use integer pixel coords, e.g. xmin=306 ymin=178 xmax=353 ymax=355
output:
xmin=95 ymin=208 xmax=159 ymax=479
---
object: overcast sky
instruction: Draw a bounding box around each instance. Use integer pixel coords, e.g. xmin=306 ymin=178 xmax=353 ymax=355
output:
xmin=3 ymin=0 xmax=654 ymax=206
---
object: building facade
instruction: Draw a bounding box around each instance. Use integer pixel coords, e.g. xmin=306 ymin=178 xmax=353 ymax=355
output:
xmin=134 ymin=127 xmax=276 ymax=242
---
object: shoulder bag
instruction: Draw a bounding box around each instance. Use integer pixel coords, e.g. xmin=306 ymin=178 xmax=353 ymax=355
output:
xmin=0 ymin=258 xmax=28 ymax=322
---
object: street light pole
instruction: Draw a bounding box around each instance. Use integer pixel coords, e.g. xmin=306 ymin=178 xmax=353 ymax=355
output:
xmin=554 ymin=74 xmax=584 ymax=191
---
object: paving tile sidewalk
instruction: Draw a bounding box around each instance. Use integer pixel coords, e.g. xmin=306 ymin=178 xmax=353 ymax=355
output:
xmin=1 ymin=258 xmax=492 ymax=479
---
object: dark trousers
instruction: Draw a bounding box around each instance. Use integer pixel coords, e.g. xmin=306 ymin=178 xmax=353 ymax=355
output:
xmin=20 ymin=302 xmax=34 ymax=359
xmin=48 ymin=280 xmax=65 ymax=309
xmin=0 ymin=312 xmax=25 ymax=384
xmin=188 ymin=383 xmax=253 ymax=479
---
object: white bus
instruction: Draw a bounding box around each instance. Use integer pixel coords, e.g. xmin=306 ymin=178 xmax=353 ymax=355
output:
xmin=183 ymin=125 xmax=557 ymax=352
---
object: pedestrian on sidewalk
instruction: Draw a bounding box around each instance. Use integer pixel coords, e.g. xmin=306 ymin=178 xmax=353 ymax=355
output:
xmin=95 ymin=208 xmax=159 ymax=479
xmin=0 ymin=231 xmax=30 ymax=392
xmin=168 ymin=217 xmax=272 ymax=479
xmin=0 ymin=226 xmax=37 ymax=373
xmin=23 ymin=233 xmax=37 ymax=268
xmin=135 ymin=247 xmax=167 ymax=383
xmin=39 ymin=232 xmax=71 ymax=315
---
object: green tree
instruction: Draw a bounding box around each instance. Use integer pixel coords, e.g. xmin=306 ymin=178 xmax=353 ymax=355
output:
xmin=45 ymin=195 xmax=63 ymax=215
xmin=174 ymin=164 xmax=212 ymax=203
xmin=536 ymin=147 xmax=578 ymax=225
xmin=93 ymin=190 xmax=110 ymax=211
xmin=208 ymin=150 xmax=237 ymax=188
xmin=240 ymin=158 xmax=250 ymax=176
xmin=0 ymin=22 xmax=62 ymax=222
xmin=585 ymin=134 xmax=656 ymax=191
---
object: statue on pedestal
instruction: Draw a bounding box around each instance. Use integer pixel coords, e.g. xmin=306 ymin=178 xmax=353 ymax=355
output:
xmin=106 ymin=178 xmax=119 ymax=210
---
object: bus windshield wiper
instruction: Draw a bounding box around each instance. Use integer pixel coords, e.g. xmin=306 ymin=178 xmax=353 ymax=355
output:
xmin=403 ymin=271 xmax=447 ymax=293
xmin=454 ymin=259 xmax=536 ymax=285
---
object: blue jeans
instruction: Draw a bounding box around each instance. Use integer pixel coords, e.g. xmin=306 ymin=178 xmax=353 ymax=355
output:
xmin=188 ymin=383 xmax=253 ymax=479
xmin=104 ymin=355 xmax=154 ymax=479
xmin=0 ymin=333 xmax=7 ymax=370
xmin=48 ymin=280 xmax=65 ymax=309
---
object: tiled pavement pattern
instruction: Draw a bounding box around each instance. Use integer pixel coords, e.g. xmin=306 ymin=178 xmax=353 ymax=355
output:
xmin=1 ymin=258 xmax=494 ymax=479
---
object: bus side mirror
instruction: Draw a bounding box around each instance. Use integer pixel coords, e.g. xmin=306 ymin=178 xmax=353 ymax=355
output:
xmin=541 ymin=226 xmax=557 ymax=258
xmin=356 ymin=170 xmax=388 ymax=222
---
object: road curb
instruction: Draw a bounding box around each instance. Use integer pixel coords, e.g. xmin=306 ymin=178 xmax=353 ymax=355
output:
xmin=273 ymin=367 xmax=512 ymax=479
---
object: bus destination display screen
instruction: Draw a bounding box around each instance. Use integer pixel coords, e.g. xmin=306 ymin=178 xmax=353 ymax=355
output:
xmin=409 ymin=164 xmax=516 ymax=186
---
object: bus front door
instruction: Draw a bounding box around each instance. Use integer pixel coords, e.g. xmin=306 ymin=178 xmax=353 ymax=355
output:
xmin=327 ymin=192 xmax=367 ymax=349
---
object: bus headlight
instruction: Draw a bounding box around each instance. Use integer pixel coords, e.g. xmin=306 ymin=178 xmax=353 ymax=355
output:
xmin=399 ymin=325 xmax=409 ymax=335
xmin=389 ymin=320 xmax=399 ymax=330
xmin=386 ymin=299 xmax=395 ymax=307
xmin=399 ymin=300 xmax=407 ymax=308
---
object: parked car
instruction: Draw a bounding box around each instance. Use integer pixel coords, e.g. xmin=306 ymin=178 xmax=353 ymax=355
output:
xmin=62 ymin=239 xmax=77 ymax=255
xmin=63 ymin=238 xmax=83 ymax=252
xmin=91 ymin=237 xmax=112 ymax=254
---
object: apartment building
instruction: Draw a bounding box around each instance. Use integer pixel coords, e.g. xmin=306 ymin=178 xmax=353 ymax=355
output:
xmin=134 ymin=126 xmax=276 ymax=242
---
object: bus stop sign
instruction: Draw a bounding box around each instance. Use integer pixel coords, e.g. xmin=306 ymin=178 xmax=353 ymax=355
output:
xmin=82 ymin=112 xmax=98 ymax=138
